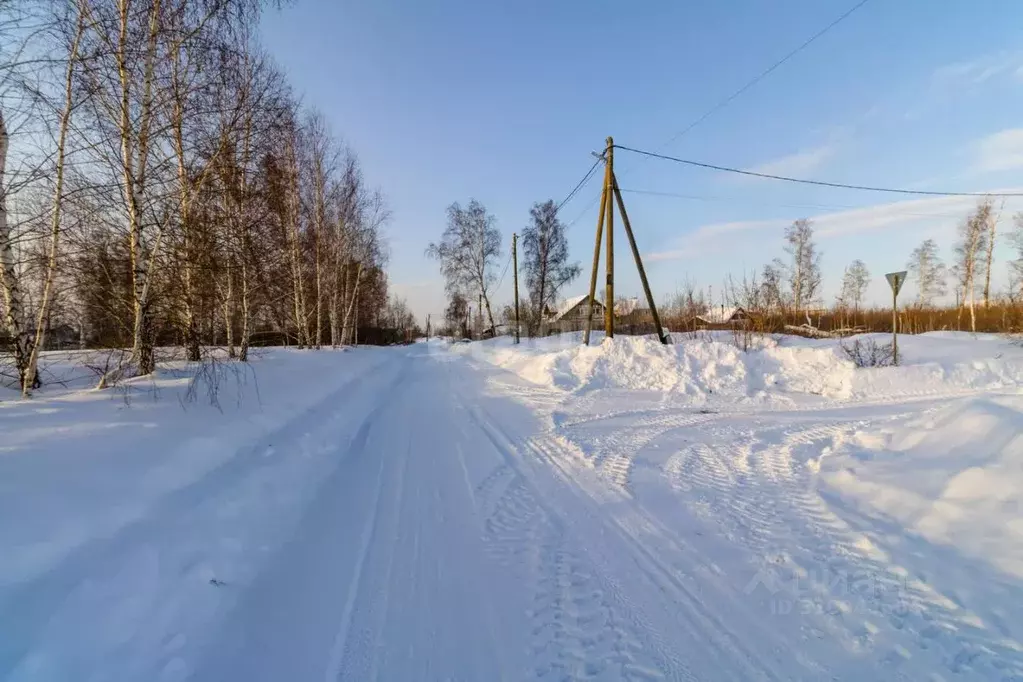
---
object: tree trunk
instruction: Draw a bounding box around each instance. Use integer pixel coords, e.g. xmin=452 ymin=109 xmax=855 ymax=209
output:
xmin=341 ymin=262 xmax=363 ymax=345
xmin=0 ymin=110 xmax=32 ymax=389
xmin=119 ymin=0 xmax=162 ymax=378
xmin=984 ymin=212 xmax=997 ymax=308
xmin=223 ymin=266 xmax=235 ymax=358
xmin=314 ymin=192 xmax=323 ymax=349
xmin=482 ymin=290 xmax=496 ymax=332
xmin=23 ymin=9 xmax=84 ymax=395
xmin=968 ymin=273 xmax=977 ymax=333
xmin=239 ymin=259 xmax=250 ymax=362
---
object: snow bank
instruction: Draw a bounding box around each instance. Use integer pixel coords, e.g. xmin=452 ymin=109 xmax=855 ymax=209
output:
xmin=821 ymin=396 xmax=1023 ymax=580
xmin=456 ymin=331 xmax=1023 ymax=404
xmin=456 ymin=333 xmax=855 ymax=402
xmin=0 ymin=347 xmax=396 ymax=680
xmin=844 ymin=332 xmax=1023 ymax=399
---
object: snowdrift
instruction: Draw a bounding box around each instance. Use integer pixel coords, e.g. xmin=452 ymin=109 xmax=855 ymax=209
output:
xmin=846 ymin=332 xmax=1023 ymax=398
xmin=821 ymin=396 xmax=1023 ymax=580
xmin=456 ymin=333 xmax=855 ymax=402
xmin=457 ymin=331 xmax=1023 ymax=404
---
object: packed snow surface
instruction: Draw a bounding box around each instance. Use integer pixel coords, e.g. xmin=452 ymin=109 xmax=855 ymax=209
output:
xmin=3 ymin=333 xmax=1023 ymax=680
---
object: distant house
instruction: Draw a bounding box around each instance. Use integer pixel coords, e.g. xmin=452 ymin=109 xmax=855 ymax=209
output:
xmin=694 ymin=306 xmax=749 ymax=328
xmin=614 ymin=297 xmax=652 ymax=321
xmin=545 ymin=294 xmax=605 ymax=333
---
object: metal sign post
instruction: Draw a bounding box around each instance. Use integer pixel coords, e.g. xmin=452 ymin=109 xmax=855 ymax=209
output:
xmin=885 ymin=271 xmax=907 ymax=365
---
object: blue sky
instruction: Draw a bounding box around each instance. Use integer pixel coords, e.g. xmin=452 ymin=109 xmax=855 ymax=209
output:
xmin=260 ymin=0 xmax=1023 ymax=322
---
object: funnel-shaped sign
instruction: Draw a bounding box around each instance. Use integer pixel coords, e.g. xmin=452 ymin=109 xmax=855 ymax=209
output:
xmin=886 ymin=271 xmax=907 ymax=297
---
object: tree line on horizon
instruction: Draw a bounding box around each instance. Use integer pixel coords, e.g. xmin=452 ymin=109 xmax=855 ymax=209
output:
xmin=427 ymin=193 xmax=1023 ymax=339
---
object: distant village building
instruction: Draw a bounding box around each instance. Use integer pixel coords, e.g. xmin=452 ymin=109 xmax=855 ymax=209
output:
xmin=694 ymin=305 xmax=749 ymax=328
xmin=545 ymin=294 xmax=605 ymax=334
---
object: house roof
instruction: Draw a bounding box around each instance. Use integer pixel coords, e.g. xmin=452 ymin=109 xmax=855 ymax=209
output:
xmin=696 ymin=306 xmax=742 ymax=323
xmin=551 ymin=294 xmax=601 ymax=321
xmin=614 ymin=297 xmax=650 ymax=316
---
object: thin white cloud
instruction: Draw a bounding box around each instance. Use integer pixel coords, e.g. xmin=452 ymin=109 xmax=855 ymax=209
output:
xmin=647 ymin=219 xmax=784 ymax=261
xmin=745 ymin=144 xmax=835 ymax=178
xmin=648 ymin=190 xmax=1023 ymax=262
xmin=974 ymin=128 xmax=1023 ymax=172
xmin=931 ymin=52 xmax=1023 ymax=87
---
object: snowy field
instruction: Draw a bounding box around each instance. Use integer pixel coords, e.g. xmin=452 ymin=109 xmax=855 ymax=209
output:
xmin=2 ymin=333 xmax=1023 ymax=680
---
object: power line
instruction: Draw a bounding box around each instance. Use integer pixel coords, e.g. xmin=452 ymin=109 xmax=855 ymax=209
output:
xmin=555 ymin=157 xmax=603 ymax=214
xmin=618 ymin=188 xmax=993 ymax=218
xmin=654 ymin=0 xmax=872 ymax=151
xmin=569 ymin=1 xmax=871 ymax=226
xmin=614 ymin=145 xmax=1023 ymax=197
xmin=494 ymin=250 xmax=513 ymax=291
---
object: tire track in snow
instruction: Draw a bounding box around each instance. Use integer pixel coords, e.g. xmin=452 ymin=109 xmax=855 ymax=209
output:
xmin=479 ymin=470 xmax=663 ymax=681
xmin=558 ymin=412 xmax=722 ymax=492
xmin=659 ymin=414 xmax=1023 ymax=679
xmin=0 ymin=358 xmax=403 ymax=680
xmin=321 ymin=364 xmax=414 ymax=682
xmin=463 ymin=401 xmax=671 ymax=681
xmin=322 ymin=453 xmax=388 ymax=682
xmin=527 ymin=435 xmax=785 ymax=682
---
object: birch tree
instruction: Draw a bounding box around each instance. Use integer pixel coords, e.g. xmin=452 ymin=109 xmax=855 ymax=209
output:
xmin=982 ymin=199 xmax=1002 ymax=308
xmin=0 ymin=0 xmax=396 ymax=394
xmin=21 ymin=1 xmax=87 ymax=394
xmin=1009 ymin=212 xmax=1023 ymax=300
xmin=0 ymin=109 xmax=32 ymax=386
xmin=760 ymin=259 xmax=786 ymax=311
xmin=427 ymin=199 xmax=501 ymax=332
xmin=955 ymin=201 xmax=991 ymax=333
xmin=784 ymin=219 xmax=821 ymax=314
xmin=836 ymin=259 xmax=869 ymax=313
xmin=907 ymin=238 xmax=946 ymax=307
xmin=522 ymin=199 xmax=580 ymax=334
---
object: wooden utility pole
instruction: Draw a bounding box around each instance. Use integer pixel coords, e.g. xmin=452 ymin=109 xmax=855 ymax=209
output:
xmin=583 ymin=136 xmax=668 ymax=346
xmin=604 ymin=138 xmax=615 ymax=339
xmin=611 ymin=172 xmax=668 ymax=345
xmin=512 ymin=233 xmax=520 ymax=343
xmin=583 ymin=139 xmax=612 ymax=345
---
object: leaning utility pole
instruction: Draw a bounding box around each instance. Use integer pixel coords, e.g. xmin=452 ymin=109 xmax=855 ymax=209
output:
xmin=611 ymin=169 xmax=668 ymax=344
xmin=583 ymin=136 xmax=668 ymax=345
xmin=512 ymin=233 xmax=520 ymax=343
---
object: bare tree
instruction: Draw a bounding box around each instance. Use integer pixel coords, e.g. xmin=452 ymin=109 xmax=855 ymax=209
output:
xmin=21 ymin=1 xmax=88 ymax=394
xmin=1010 ymin=212 xmax=1023 ymax=299
xmin=982 ymin=199 xmax=1003 ymax=307
xmin=0 ymin=109 xmax=32 ymax=386
xmin=0 ymin=0 xmax=396 ymax=395
xmin=521 ymin=199 xmax=580 ymax=335
xmin=907 ymin=238 xmax=947 ymax=307
xmin=784 ymin=219 xmax=821 ymax=314
xmin=955 ymin=201 xmax=991 ymax=332
xmin=444 ymin=291 xmax=469 ymax=338
xmin=427 ymin=199 xmax=501 ymax=332
xmin=760 ymin=259 xmax=786 ymax=311
xmin=836 ymin=259 xmax=870 ymax=313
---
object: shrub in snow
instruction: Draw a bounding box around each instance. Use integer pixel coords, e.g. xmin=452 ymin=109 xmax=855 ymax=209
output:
xmin=841 ymin=338 xmax=896 ymax=368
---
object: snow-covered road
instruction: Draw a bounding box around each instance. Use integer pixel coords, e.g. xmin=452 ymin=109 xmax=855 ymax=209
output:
xmin=4 ymin=337 xmax=1023 ymax=681
xmin=192 ymin=346 xmax=692 ymax=681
